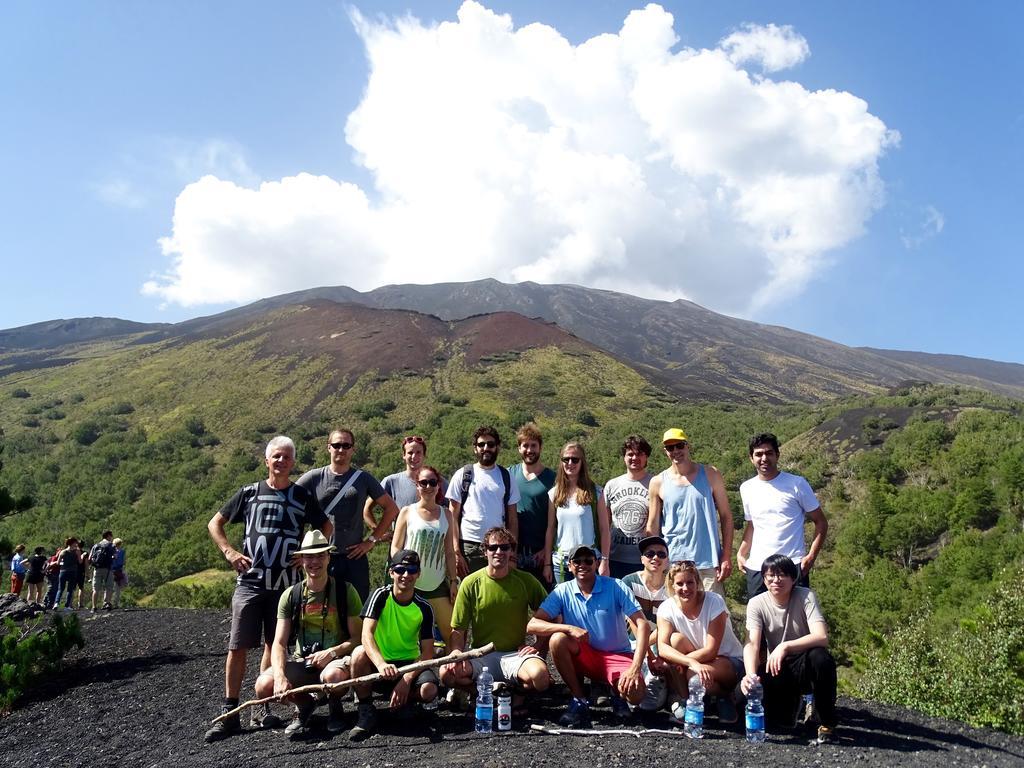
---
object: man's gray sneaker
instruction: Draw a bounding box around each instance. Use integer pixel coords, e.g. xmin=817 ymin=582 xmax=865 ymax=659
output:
xmin=204 ymin=706 xmax=240 ymax=743
xmin=250 ymin=702 xmax=284 ymax=730
xmin=285 ymin=697 xmax=316 ymax=740
xmin=349 ymin=701 xmax=377 ymax=741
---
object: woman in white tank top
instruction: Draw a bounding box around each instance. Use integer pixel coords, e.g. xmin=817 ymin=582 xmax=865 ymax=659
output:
xmin=391 ymin=465 xmax=459 ymax=646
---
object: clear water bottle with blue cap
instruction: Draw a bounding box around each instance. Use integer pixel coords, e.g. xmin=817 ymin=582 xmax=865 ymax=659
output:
xmin=475 ymin=666 xmax=494 ymax=733
xmin=745 ymin=679 xmax=766 ymax=743
xmin=684 ymin=674 xmax=704 ymax=739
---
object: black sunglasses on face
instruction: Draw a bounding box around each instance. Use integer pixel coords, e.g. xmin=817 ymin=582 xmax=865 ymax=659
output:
xmin=329 ymin=441 xmax=354 ymax=450
xmin=417 ymin=478 xmax=439 ymax=488
xmin=560 ymin=456 xmax=581 ymax=465
xmin=643 ymin=550 xmax=669 ymax=559
xmin=392 ymin=565 xmax=420 ymax=575
xmin=665 ymin=442 xmax=688 ymax=452
xmin=571 ymin=557 xmax=595 ymax=566
xmin=476 ymin=441 xmax=497 ymax=449
xmin=485 ymin=543 xmax=512 ymax=552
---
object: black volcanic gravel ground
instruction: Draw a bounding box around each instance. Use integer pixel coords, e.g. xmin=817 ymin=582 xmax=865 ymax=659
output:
xmin=2 ymin=608 xmax=1023 ymax=768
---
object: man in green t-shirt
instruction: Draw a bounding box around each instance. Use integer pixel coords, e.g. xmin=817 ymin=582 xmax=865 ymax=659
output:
xmin=348 ymin=549 xmax=439 ymax=741
xmin=440 ymin=526 xmax=550 ymax=698
xmin=254 ymin=530 xmax=363 ymax=740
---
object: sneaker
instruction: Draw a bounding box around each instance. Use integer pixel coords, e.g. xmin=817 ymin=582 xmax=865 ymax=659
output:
xmin=816 ymin=725 xmax=836 ymax=744
xmin=558 ymin=698 xmax=591 ymax=729
xmin=610 ymin=694 xmax=632 ymax=720
xmin=349 ymin=701 xmax=377 ymax=741
xmin=638 ymin=674 xmax=667 ymax=712
xmin=250 ymin=702 xmax=284 ymax=730
xmin=668 ymin=699 xmax=686 ymax=727
xmin=204 ymin=706 xmax=241 ymax=743
xmin=717 ymin=695 xmax=738 ymax=725
xmin=284 ymin=698 xmax=316 ymax=740
xmin=103 ymin=602 xmax=113 ymax=610
xmin=327 ymin=698 xmax=346 ymax=734
xmin=800 ymin=694 xmax=817 ymax=725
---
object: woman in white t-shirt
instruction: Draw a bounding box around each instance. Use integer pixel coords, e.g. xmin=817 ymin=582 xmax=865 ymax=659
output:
xmin=391 ymin=465 xmax=459 ymax=646
xmin=656 ymin=560 xmax=743 ymax=723
xmin=542 ymin=442 xmax=611 ymax=583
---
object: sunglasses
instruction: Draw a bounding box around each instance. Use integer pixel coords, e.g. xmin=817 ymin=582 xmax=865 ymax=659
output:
xmin=485 ymin=543 xmax=513 ymax=552
xmin=404 ymin=435 xmax=425 ymax=446
xmin=417 ymin=478 xmax=439 ymax=488
xmin=673 ymin=559 xmax=697 ymax=568
xmin=476 ymin=441 xmax=498 ymax=449
xmin=560 ymin=456 xmax=581 ymax=465
xmin=329 ymin=441 xmax=354 ymax=450
xmin=643 ymin=550 xmax=669 ymax=559
xmin=665 ymin=442 xmax=688 ymax=452
xmin=392 ymin=565 xmax=420 ymax=575
xmin=571 ymin=557 xmax=595 ymax=566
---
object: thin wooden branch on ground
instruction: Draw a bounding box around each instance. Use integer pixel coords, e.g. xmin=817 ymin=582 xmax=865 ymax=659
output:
xmin=212 ymin=642 xmax=494 ymax=723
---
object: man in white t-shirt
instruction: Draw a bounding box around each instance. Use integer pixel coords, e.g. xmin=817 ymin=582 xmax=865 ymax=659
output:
xmin=446 ymin=426 xmax=520 ymax=575
xmin=736 ymin=433 xmax=828 ymax=600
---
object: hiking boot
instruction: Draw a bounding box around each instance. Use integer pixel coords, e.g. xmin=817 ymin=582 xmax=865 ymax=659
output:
xmin=800 ymin=694 xmax=817 ymax=725
xmin=204 ymin=706 xmax=240 ymax=743
xmin=103 ymin=602 xmax=113 ymax=610
xmin=816 ymin=725 xmax=836 ymax=744
xmin=349 ymin=701 xmax=377 ymax=741
xmin=285 ymin=698 xmax=316 ymax=740
xmin=250 ymin=702 xmax=283 ymax=730
xmin=558 ymin=698 xmax=591 ymax=729
xmin=327 ymin=698 xmax=346 ymax=734
xmin=610 ymin=693 xmax=632 ymax=720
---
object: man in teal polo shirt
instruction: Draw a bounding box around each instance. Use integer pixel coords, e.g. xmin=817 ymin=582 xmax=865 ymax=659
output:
xmin=528 ymin=544 xmax=649 ymax=728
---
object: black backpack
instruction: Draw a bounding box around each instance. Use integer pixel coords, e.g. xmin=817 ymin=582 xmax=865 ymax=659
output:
xmin=89 ymin=541 xmax=113 ymax=569
xmin=458 ymin=464 xmax=512 ymax=510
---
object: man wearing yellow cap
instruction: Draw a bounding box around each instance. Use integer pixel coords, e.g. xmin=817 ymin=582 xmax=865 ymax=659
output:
xmin=646 ymin=428 xmax=733 ymax=597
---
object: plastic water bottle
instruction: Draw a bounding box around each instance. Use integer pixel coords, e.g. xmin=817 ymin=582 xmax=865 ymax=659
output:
xmin=684 ymin=674 xmax=705 ymax=739
xmin=496 ymin=684 xmax=512 ymax=732
xmin=745 ymin=679 xmax=766 ymax=743
xmin=475 ymin=666 xmax=494 ymax=733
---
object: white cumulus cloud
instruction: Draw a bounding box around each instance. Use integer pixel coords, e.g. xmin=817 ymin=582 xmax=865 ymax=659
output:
xmin=720 ymin=22 xmax=810 ymax=73
xmin=144 ymin=1 xmax=899 ymax=317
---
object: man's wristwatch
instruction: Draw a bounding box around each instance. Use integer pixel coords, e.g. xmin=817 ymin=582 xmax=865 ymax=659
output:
xmin=367 ymin=535 xmax=379 ymax=545
xmin=329 ymin=648 xmax=338 ymax=660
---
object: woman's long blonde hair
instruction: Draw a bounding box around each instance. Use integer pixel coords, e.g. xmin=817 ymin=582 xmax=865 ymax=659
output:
xmin=552 ymin=441 xmax=597 ymax=509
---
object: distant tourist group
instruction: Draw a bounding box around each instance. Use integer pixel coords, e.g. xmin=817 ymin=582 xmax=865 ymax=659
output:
xmin=203 ymin=424 xmax=837 ymax=746
xmin=8 ymin=530 xmax=127 ymax=612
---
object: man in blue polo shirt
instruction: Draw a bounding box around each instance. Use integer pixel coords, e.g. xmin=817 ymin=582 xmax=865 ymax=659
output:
xmin=528 ymin=544 xmax=649 ymax=728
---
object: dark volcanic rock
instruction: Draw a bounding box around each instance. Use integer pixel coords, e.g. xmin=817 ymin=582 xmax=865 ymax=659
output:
xmin=1 ymin=608 xmax=1022 ymax=768
xmin=0 ymin=593 xmax=45 ymax=621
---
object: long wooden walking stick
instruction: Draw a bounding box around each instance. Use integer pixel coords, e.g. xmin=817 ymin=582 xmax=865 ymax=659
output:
xmin=212 ymin=642 xmax=494 ymax=723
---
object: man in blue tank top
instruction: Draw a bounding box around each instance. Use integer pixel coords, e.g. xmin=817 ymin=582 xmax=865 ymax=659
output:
xmin=645 ymin=428 xmax=734 ymax=597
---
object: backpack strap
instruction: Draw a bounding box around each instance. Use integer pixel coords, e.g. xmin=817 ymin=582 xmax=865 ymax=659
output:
xmin=499 ymin=465 xmax=512 ymax=510
xmin=323 ymin=469 xmax=362 ymax=519
xmin=459 ymin=464 xmax=474 ymax=501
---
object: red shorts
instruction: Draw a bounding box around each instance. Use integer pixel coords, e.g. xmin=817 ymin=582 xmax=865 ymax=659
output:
xmin=573 ymin=641 xmax=635 ymax=686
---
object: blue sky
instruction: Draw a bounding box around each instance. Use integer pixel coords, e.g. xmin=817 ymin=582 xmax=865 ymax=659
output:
xmin=2 ymin=1 xmax=1021 ymax=363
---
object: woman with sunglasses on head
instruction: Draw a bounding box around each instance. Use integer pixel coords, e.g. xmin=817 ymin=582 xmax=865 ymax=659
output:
xmin=656 ymin=560 xmax=744 ymax=725
xmin=543 ymin=442 xmax=611 ymax=584
xmin=391 ymin=465 xmax=459 ymax=647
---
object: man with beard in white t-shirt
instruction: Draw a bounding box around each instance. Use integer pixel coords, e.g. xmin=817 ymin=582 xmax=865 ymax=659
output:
xmin=446 ymin=426 xmax=520 ymax=576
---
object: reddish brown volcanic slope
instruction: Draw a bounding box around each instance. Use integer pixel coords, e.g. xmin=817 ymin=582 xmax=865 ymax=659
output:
xmin=191 ymin=301 xmax=594 ymax=377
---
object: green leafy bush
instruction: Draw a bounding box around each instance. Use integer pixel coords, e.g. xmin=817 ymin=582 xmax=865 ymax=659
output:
xmin=0 ymin=613 xmax=85 ymax=712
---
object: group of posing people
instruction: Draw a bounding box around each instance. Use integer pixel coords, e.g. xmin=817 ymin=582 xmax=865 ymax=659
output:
xmin=203 ymin=423 xmax=837 ymax=745
xmin=8 ymin=530 xmax=127 ymax=612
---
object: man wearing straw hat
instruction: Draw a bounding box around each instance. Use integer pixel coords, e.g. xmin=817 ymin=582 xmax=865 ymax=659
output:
xmin=254 ymin=529 xmax=363 ymax=740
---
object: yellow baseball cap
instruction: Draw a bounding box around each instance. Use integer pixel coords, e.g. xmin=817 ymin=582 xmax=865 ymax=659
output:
xmin=662 ymin=428 xmax=688 ymax=445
